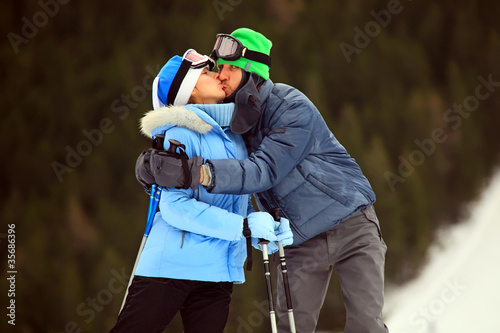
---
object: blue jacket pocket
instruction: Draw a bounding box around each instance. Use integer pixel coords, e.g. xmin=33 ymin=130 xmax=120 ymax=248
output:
xmin=307 ymin=174 xmax=348 ymax=206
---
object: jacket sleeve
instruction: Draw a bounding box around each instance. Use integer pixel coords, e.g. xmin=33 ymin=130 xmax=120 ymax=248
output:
xmin=157 ymin=126 xmax=244 ymax=241
xmin=247 ymin=196 xmax=256 ymax=215
xmin=208 ymin=99 xmax=315 ymax=195
xmin=158 ymin=188 xmax=244 ymax=241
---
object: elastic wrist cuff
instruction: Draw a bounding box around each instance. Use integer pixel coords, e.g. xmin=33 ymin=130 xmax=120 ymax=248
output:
xmin=202 ymin=162 xmax=216 ymax=191
xmin=201 ymin=164 xmax=212 ymax=186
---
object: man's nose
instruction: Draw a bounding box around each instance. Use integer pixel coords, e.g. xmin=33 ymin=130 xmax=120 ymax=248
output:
xmin=217 ymin=68 xmax=228 ymax=80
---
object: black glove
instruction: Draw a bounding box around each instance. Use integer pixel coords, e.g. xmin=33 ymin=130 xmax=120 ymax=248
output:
xmin=135 ymin=148 xmax=204 ymax=191
xmin=135 ymin=149 xmax=155 ymax=194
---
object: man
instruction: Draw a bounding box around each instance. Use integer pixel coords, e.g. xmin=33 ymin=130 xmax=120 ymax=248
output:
xmin=137 ymin=28 xmax=388 ymax=333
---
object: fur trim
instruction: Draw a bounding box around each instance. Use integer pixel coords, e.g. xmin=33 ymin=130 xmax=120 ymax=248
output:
xmin=140 ymin=105 xmax=213 ymax=138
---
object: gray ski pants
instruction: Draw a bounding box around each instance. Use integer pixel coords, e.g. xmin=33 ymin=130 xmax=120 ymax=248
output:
xmin=275 ymin=206 xmax=389 ymax=333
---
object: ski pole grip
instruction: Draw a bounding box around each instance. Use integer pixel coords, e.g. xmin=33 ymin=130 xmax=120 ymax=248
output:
xmin=259 ymin=238 xmax=270 ymax=245
xmin=153 ymin=134 xmax=165 ymax=149
xmin=271 ymin=208 xmax=281 ymax=222
xmin=167 ymin=138 xmax=184 ymax=154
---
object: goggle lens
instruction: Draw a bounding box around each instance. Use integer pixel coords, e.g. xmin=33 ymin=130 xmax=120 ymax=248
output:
xmin=213 ymin=34 xmax=242 ymax=60
xmin=217 ymin=37 xmax=239 ymax=57
xmin=183 ymin=49 xmax=214 ymax=70
xmin=184 ymin=49 xmax=206 ymax=63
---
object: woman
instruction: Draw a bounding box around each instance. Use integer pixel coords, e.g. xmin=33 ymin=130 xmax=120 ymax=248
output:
xmin=110 ymin=50 xmax=290 ymax=333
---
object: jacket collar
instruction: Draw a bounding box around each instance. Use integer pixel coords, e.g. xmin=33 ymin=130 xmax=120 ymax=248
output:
xmin=257 ymin=78 xmax=274 ymax=104
xmin=139 ymin=104 xmax=235 ymax=138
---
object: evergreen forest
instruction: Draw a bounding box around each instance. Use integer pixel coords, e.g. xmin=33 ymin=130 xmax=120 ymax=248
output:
xmin=1 ymin=0 xmax=500 ymax=331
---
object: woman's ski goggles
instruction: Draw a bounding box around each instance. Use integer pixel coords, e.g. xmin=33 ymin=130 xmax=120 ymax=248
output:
xmin=159 ymin=50 xmax=214 ymax=107
xmin=183 ymin=49 xmax=215 ymax=70
xmin=211 ymin=34 xmax=271 ymax=67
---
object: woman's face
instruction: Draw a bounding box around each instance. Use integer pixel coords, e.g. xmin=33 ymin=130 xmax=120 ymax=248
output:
xmin=190 ymin=68 xmax=226 ymax=104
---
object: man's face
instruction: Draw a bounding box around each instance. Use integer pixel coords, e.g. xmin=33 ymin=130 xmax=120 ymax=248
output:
xmin=216 ymin=64 xmax=243 ymax=97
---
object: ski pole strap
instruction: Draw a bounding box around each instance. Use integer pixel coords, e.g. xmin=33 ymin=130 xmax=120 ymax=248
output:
xmin=178 ymin=150 xmax=191 ymax=190
xmin=243 ymin=218 xmax=252 ymax=271
xmin=164 ymin=137 xmax=191 ymax=190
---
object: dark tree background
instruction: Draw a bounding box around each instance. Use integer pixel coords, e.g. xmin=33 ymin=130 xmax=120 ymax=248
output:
xmin=1 ymin=0 xmax=499 ymax=332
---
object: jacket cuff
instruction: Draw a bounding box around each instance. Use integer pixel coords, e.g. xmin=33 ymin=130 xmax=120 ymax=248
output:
xmin=202 ymin=161 xmax=216 ymax=191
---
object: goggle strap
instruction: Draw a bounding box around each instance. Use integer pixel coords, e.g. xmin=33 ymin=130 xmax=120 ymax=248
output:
xmin=152 ymin=76 xmax=163 ymax=109
xmin=167 ymin=60 xmax=191 ymax=105
xmin=241 ymin=48 xmax=272 ymax=67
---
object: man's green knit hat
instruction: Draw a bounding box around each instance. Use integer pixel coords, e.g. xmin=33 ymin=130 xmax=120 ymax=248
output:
xmin=217 ymin=28 xmax=272 ymax=80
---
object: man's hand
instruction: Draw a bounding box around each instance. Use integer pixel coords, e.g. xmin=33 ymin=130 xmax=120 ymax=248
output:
xmin=135 ymin=148 xmax=204 ymax=191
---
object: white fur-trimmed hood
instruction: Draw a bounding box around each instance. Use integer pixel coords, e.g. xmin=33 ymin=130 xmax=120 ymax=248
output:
xmin=139 ymin=105 xmax=213 ymax=138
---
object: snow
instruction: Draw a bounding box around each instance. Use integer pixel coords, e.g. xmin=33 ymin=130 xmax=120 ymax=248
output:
xmin=384 ymin=169 xmax=500 ymax=333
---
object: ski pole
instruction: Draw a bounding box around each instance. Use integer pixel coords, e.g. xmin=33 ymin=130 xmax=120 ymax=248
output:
xmin=271 ymin=208 xmax=296 ymax=333
xmin=119 ymin=184 xmax=162 ymax=313
xmin=259 ymin=237 xmax=278 ymax=333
